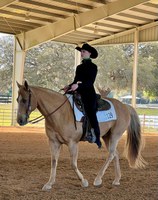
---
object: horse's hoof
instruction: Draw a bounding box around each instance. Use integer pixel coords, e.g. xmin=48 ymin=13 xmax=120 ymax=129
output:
xmin=93 ymin=178 xmax=102 ymax=186
xmin=112 ymin=180 xmax=120 ymax=186
xmin=82 ymin=179 xmax=89 ymax=187
xmin=42 ymin=184 xmax=52 ymax=191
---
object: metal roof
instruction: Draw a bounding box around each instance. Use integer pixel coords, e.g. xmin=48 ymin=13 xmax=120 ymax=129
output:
xmin=0 ymin=0 xmax=158 ymax=49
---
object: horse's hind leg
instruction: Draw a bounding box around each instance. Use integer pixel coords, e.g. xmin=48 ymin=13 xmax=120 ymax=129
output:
xmin=112 ymin=150 xmax=121 ymax=185
xmin=68 ymin=141 xmax=89 ymax=187
xmin=42 ymin=140 xmax=61 ymax=191
xmin=103 ymin=133 xmax=121 ymax=186
xmin=94 ymin=135 xmax=120 ymax=186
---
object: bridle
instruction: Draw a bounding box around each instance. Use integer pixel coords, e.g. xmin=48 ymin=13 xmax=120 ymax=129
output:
xmin=18 ymin=88 xmax=77 ymax=129
xmin=26 ymin=89 xmax=32 ymax=119
xmin=24 ymin=89 xmax=71 ymax=124
xmin=17 ymin=88 xmax=32 ymax=120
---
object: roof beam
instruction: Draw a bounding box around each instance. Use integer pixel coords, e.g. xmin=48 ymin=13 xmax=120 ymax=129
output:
xmin=17 ymin=16 xmax=76 ymax=50
xmin=0 ymin=17 xmax=40 ymax=27
xmin=82 ymin=26 xmax=114 ymax=34
xmin=18 ymin=0 xmax=79 ymax=14
xmin=117 ymin=13 xmax=151 ymax=22
xmin=8 ymin=4 xmax=67 ymax=19
xmin=0 ymin=10 xmax=54 ymax=23
xmin=0 ymin=0 xmax=17 ymax=9
xmin=19 ymin=0 xmax=93 ymax=10
xmin=16 ymin=0 xmax=150 ymax=50
xmin=90 ymin=21 xmax=158 ymax=45
xmin=131 ymin=7 xmax=158 ymax=17
xmin=95 ymin=21 xmax=126 ymax=30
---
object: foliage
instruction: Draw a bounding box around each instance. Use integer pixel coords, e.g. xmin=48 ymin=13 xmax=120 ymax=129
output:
xmin=95 ymin=44 xmax=158 ymax=97
xmin=136 ymin=108 xmax=158 ymax=116
xmin=25 ymin=42 xmax=75 ymax=91
xmin=95 ymin=45 xmax=132 ymax=92
xmin=0 ymin=35 xmax=158 ymax=99
xmin=0 ymin=35 xmax=14 ymax=93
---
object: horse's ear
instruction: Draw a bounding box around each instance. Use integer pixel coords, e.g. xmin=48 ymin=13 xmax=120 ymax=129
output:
xmin=24 ymin=80 xmax=29 ymax=91
xmin=16 ymin=81 xmax=21 ymax=88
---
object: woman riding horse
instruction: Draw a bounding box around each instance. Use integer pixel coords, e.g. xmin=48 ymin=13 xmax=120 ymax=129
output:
xmin=17 ymin=81 xmax=146 ymax=191
xmin=64 ymin=43 xmax=102 ymax=148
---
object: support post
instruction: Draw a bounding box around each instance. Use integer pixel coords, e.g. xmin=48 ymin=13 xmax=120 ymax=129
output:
xmin=11 ymin=36 xmax=25 ymax=126
xmin=132 ymin=28 xmax=139 ymax=108
xmin=75 ymin=48 xmax=81 ymax=67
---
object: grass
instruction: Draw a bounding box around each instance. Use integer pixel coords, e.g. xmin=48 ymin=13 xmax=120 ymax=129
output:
xmin=136 ymin=108 xmax=158 ymax=116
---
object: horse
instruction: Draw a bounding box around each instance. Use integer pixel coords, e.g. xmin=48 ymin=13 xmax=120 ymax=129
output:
xmin=16 ymin=80 xmax=146 ymax=191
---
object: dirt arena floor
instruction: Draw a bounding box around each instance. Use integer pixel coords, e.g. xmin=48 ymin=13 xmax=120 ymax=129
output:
xmin=0 ymin=127 xmax=157 ymax=200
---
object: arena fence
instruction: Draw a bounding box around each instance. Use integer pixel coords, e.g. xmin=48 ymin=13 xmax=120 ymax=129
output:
xmin=0 ymin=108 xmax=45 ymax=127
xmin=0 ymin=108 xmax=158 ymax=132
xmin=139 ymin=115 xmax=158 ymax=132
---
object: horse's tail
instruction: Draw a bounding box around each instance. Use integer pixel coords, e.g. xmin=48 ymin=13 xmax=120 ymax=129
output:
xmin=124 ymin=105 xmax=147 ymax=169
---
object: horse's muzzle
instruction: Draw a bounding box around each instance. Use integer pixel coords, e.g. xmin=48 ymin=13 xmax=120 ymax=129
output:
xmin=17 ymin=114 xmax=28 ymax=126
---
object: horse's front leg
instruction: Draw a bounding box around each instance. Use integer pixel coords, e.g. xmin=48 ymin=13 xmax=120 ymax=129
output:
xmin=68 ymin=141 xmax=88 ymax=187
xmin=42 ymin=139 xmax=61 ymax=191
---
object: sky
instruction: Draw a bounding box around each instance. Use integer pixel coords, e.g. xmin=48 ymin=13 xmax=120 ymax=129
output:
xmin=0 ymin=33 xmax=10 ymax=38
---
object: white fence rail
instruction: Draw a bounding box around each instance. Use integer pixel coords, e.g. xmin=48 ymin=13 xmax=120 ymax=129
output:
xmin=139 ymin=115 xmax=158 ymax=129
xmin=0 ymin=108 xmax=158 ymax=130
xmin=0 ymin=109 xmax=45 ymax=127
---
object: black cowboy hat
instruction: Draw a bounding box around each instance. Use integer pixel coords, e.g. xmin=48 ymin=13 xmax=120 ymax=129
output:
xmin=75 ymin=43 xmax=98 ymax=59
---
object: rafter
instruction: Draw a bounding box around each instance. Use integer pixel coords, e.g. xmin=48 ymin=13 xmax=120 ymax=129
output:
xmin=0 ymin=0 xmax=17 ymax=9
xmin=0 ymin=10 xmax=54 ymax=23
xmin=8 ymin=5 xmax=67 ymax=19
xmin=19 ymin=0 xmax=93 ymax=10
xmin=18 ymin=0 xmax=79 ymax=14
xmin=16 ymin=0 xmax=150 ymax=49
xmin=90 ymin=21 xmax=158 ymax=45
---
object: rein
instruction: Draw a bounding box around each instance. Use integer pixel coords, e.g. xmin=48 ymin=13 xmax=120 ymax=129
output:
xmin=28 ymin=94 xmax=71 ymax=124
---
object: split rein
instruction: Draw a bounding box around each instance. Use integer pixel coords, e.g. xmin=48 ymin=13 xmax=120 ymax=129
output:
xmin=28 ymin=90 xmax=71 ymax=124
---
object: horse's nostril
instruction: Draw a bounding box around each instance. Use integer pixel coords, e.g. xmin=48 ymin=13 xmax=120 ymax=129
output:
xmin=17 ymin=113 xmax=28 ymax=126
xmin=18 ymin=119 xmax=22 ymax=125
xmin=18 ymin=118 xmax=24 ymax=126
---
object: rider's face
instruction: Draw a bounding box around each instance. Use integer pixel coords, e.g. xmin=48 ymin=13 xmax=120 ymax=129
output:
xmin=81 ymin=49 xmax=91 ymax=59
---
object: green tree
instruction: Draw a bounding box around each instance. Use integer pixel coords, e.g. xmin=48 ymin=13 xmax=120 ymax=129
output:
xmin=25 ymin=42 xmax=75 ymax=91
xmin=95 ymin=44 xmax=158 ymax=97
xmin=95 ymin=45 xmax=132 ymax=93
xmin=0 ymin=35 xmax=13 ymax=93
xmin=0 ymin=34 xmax=158 ymax=99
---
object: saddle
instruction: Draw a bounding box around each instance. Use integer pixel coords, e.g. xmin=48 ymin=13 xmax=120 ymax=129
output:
xmin=72 ymin=92 xmax=111 ymax=143
xmin=73 ymin=93 xmax=111 ymax=112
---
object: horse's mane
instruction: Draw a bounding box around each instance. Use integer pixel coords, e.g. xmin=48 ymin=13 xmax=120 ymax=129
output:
xmin=30 ymin=85 xmax=62 ymax=97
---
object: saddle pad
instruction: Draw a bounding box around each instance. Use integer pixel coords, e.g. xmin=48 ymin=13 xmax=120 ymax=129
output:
xmin=66 ymin=95 xmax=117 ymax=122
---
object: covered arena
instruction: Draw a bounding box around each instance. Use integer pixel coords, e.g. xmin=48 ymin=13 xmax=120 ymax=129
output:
xmin=0 ymin=0 xmax=158 ymax=199
xmin=0 ymin=0 xmax=158 ymax=124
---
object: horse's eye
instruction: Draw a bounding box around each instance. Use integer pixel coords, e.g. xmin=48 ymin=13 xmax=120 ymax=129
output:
xmin=16 ymin=97 xmax=19 ymax=102
xmin=22 ymin=99 xmax=27 ymax=104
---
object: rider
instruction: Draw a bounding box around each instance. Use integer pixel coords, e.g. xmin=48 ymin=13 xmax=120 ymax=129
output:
xmin=64 ymin=43 xmax=102 ymax=148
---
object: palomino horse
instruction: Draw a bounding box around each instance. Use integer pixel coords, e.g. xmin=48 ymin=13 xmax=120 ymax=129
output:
xmin=16 ymin=81 xmax=146 ymax=191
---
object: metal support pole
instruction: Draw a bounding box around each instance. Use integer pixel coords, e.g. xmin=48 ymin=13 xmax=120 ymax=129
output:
xmin=132 ymin=28 xmax=139 ymax=108
xmin=11 ymin=36 xmax=25 ymax=126
xmin=75 ymin=48 xmax=81 ymax=67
